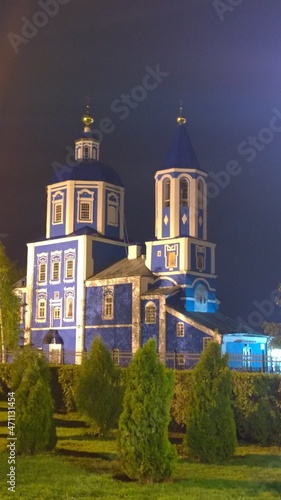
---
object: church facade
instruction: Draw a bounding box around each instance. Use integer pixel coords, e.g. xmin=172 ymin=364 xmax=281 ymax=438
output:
xmin=15 ymin=107 xmax=268 ymax=368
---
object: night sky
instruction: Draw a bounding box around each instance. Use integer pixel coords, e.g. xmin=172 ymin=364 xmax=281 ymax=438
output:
xmin=1 ymin=0 xmax=281 ymax=329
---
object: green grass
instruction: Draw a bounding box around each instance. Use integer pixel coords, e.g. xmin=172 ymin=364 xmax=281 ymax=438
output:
xmin=0 ymin=401 xmax=280 ymax=499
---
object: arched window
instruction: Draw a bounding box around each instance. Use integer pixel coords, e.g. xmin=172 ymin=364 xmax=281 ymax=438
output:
xmin=107 ymin=193 xmax=119 ymax=226
xmin=103 ymin=287 xmax=114 ymax=320
xmin=197 ymin=179 xmax=204 ymax=210
xmin=194 ymin=284 xmax=208 ymax=312
xmin=163 ymin=178 xmax=170 ymax=208
xmin=145 ymin=302 xmax=156 ymax=324
xmin=180 ymin=178 xmax=189 ymax=207
xmin=66 ymin=296 xmax=74 ymax=319
xmin=84 ymin=146 xmax=90 ymax=158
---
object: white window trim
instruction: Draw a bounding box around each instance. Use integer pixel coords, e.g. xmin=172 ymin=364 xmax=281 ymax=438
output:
xmin=52 ymin=191 xmax=64 ymax=225
xmin=77 ymin=190 xmax=94 ymax=223
xmin=102 ymin=287 xmax=114 ymax=320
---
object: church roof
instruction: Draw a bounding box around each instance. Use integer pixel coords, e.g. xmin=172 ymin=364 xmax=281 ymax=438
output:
xmin=50 ymin=160 xmax=124 ymax=187
xmin=87 ymin=256 xmax=153 ymax=281
xmin=183 ymin=310 xmax=262 ymax=336
xmin=164 ymin=122 xmax=201 ymax=170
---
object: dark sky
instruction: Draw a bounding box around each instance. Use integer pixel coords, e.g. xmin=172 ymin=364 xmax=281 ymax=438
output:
xmin=1 ymin=0 xmax=281 ymax=329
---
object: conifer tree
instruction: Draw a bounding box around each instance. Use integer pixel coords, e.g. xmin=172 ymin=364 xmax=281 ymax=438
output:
xmin=185 ymin=341 xmax=237 ymax=463
xmin=118 ymin=338 xmax=176 ymax=482
xmin=75 ymin=336 xmax=122 ymax=436
xmin=12 ymin=347 xmax=57 ymax=454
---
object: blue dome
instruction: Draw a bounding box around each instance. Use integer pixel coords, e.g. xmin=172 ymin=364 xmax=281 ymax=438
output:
xmin=50 ymin=160 xmax=124 ymax=187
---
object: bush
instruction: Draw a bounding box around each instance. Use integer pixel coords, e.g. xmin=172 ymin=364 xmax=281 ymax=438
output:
xmin=170 ymin=370 xmax=192 ymax=429
xmin=118 ymin=338 xmax=176 ymax=483
xmin=185 ymin=342 xmax=237 ymax=463
xmin=75 ymin=337 xmax=122 ymax=436
xmin=11 ymin=347 xmax=57 ymax=454
xmin=232 ymin=372 xmax=281 ymax=445
xmin=58 ymin=365 xmax=79 ymax=412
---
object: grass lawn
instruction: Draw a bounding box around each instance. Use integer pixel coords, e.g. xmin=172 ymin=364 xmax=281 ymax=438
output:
xmin=0 ymin=401 xmax=280 ymax=499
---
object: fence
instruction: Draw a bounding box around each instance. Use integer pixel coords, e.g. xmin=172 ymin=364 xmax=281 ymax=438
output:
xmin=1 ymin=350 xmax=281 ymax=372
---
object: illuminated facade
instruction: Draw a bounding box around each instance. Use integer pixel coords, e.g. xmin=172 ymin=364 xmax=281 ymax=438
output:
xmin=16 ymin=106 xmax=267 ymax=366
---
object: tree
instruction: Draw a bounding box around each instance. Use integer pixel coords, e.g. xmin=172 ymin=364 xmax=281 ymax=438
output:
xmin=118 ymin=338 xmax=176 ymax=483
xmin=0 ymin=243 xmax=21 ymax=362
xmin=263 ymin=283 xmax=281 ymax=348
xmin=75 ymin=336 xmax=122 ymax=436
xmin=185 ymin=341 xmax=237 ymax=463
xmin=11 ymin=346 xmax=57 ymax=454
xmin=263 ymin=322 xmax=281 ymax=349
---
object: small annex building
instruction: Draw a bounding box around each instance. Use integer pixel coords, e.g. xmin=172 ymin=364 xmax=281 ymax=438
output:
xmin=15 ymin=105 xmax=268 ymax=368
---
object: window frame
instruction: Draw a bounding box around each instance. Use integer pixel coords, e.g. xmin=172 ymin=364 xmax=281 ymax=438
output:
xmin=180 ymin=178 xmax=189 ymax=207
xmin=163 ymin=178 xmax=171 ymax=208
xmin=145 ymin=302 xmax=156 ymax=324
xmin=176 ymin=322 xmax=184 ymax=337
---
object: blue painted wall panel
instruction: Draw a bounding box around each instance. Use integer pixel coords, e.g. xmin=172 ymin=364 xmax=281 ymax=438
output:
xmin=92 ymin=240 xmax=126 ymax=275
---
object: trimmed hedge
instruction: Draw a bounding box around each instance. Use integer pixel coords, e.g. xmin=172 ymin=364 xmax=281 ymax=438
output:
xmin=1 ymin=361 xmax=280 ymax=446
xmin=171 ymin=370 xmax=281 ymax=446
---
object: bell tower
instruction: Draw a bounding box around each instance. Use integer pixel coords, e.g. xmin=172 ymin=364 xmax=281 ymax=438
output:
xmin=146 ymin=108 xmax=218 ymax=313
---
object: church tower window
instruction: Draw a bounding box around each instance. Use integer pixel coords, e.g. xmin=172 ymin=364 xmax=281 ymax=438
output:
xmin=145 ymin=302 xmax=156 ymax=324
xmin=52 ymin=192 xmax=64 ymax=225
xmin=107 ymin=193 xmax=119 ymax=226
xmin=194 ymin=283 xmax=208 ymax=312
xmin=163 ymin=178 xmax=170 ymax=208
xmin=180 ymin=178 xmax=189 ymax=207
xmin=77 ymin=190 xmax=94 ymax=223
xmin=197 ymin=179 xmax=204 ymax=210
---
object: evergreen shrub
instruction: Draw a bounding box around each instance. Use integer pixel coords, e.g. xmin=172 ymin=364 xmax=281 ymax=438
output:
xmin=11 ymin=347 xmax=57 ymax=454
xmin=75 ymin=337 xmax=122 ymax=435
xmin=118 ymin=338 xmax=176 ymax=482
xmin=185 ymin=342 xmax=237 ymax=463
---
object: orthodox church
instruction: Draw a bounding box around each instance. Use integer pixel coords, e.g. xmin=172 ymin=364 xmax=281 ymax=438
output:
xmin=15 ymin=106 xmax=267 ymax=368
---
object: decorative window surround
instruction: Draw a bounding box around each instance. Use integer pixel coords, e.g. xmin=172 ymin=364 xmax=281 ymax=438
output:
xmin=52 ymin=191 xmax=64 ymax=225
xmin=77 ymin=190 xmax=94 ymax=223
xmin=102 ymin=286 xmax=114 ymax=320
xmin=50 ymin=251 xmax=62 ymax=284
xmin=36 ymin=290 xmax=47 ymax=322
xmin=64 ymin=249 xmax=76 ymax=282
xmin=64 ymin=287 xmax=75 ymax=321
xmin=37 ymin=252 xmax=48 ymax=285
